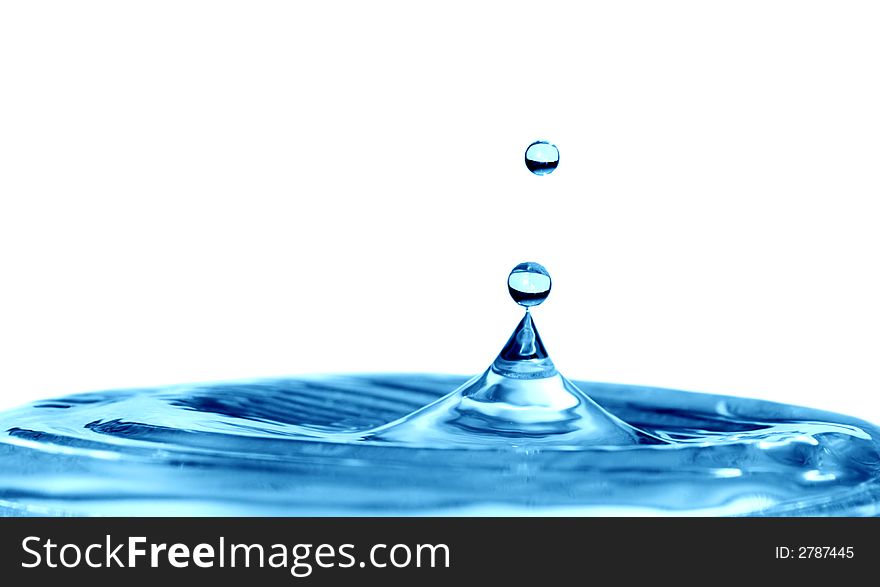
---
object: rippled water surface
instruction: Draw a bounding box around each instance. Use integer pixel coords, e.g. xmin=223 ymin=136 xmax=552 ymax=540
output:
xmin=1 ymin=373 xmax=878 ymax=516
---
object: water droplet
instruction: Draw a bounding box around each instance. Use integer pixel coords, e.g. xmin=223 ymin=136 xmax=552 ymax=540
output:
xmin=508 ymin=262 xmax=551 ymax=307
xmin=524 ymin=140 xmax=559 ymax=175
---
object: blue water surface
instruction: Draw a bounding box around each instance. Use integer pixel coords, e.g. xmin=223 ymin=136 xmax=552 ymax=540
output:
xmin=1 ymin=370 xmax=878 ymax=516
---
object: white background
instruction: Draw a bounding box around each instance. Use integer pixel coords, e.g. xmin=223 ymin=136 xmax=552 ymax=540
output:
xmin=1 ymin=2 xmax=878 ymax=421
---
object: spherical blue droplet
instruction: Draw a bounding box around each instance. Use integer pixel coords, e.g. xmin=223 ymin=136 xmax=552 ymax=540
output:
xmin=524 ymin=141 xmax=559 ymax=176
xmin=508 ymin=262 xmax=551 ymax=307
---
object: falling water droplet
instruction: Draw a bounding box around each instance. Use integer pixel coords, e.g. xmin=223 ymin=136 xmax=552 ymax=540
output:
xmin=508 ymin=262 xmax=551 ymax=307
xmin=524 ymin=140 xmax=559 ymax=175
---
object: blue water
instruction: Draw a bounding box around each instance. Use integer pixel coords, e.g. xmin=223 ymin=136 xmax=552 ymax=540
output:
xmin=507 ymin=262 xmax=552 ymax=307
xmin=524 ymin=140 xmax=559 ymax=175
xmin=2 ymin=263 xmax=878 ymax=516
xmin=1 ymin=314 xmax=878 ymax=516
